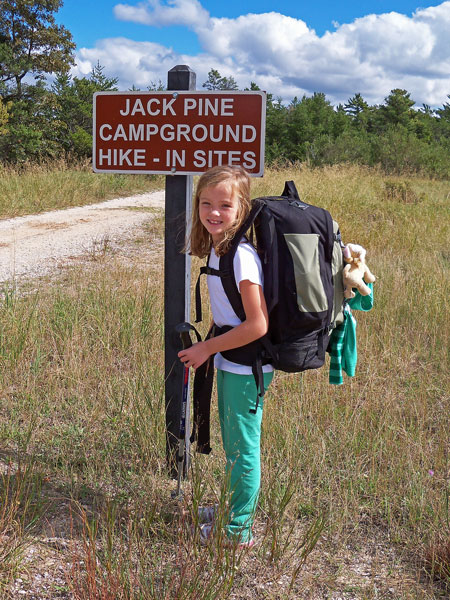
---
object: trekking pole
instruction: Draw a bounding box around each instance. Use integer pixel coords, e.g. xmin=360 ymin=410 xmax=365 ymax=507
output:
xmin=172 ymin=322 xmax=193 ymax=499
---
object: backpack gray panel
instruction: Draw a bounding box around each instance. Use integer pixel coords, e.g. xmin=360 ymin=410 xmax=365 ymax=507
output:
xmin=331 ymin=220 xmax=345 ymax=327
xmin=284 ymin=233 xmax=328 ymax=313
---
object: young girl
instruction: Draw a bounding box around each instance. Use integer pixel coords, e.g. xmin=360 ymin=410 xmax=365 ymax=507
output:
xmin=178 ymin=165 xmax=273 ymax=548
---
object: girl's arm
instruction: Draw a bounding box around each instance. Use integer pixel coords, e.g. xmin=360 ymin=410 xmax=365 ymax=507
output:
xmin=178 ymin=280 xmax=268 ymax=370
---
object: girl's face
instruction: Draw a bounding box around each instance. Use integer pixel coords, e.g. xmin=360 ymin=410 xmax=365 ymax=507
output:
xmin=198 ymin=182 xmax=240 ymax=245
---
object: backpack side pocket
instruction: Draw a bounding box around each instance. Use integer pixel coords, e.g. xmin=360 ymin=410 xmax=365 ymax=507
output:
xmin=331 ymin=220 xmax=345 ymax=328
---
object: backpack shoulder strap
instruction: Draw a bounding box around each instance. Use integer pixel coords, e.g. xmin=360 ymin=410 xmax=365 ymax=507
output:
xmin=194 ymin=254 xmax=221 ymax=323
xmin=219 ymin=251 xmax=246 ymax=322
xmin=191 ymin=325 xmax=216 ymax=454
xmin=253 ymin=203 xmax=278 ymax=314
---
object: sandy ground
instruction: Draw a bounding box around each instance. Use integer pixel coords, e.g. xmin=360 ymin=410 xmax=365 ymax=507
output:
xmin=0 ymin=191 xmax=165 ymax=283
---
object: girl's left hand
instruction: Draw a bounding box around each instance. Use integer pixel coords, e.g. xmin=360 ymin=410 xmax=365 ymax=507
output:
xmin=178 ymin=341 xmax=210 ymax=370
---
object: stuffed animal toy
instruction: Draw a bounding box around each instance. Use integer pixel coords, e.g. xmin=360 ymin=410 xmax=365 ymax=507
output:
xmin=342 ymin=246 xmax=376 ymax=299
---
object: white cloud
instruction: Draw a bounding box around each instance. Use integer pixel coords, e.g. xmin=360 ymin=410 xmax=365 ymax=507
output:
xmin=114 ymin=0 xmax=209 ymax=28
xmin=74 ymin=38 xmax=181 ymax=88
xmin=196 ymin=13 xmax=314 ymax=63
xmin=74 ymin=0 xmax=450 ymax=106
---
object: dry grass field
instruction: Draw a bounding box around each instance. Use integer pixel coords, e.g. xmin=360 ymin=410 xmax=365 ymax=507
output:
xmin=0 ymin=163 xmax=449 ymax=599
xmin=0 ymin=160 xmax=163 ymax=219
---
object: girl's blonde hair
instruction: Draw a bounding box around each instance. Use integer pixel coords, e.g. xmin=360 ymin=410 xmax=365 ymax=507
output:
xmin=189 ymin=165 xmax=252 ymax=258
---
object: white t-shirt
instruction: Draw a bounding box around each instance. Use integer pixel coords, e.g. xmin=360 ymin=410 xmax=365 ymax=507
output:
xmin=207 ymin=240 xmax=274 ymax=375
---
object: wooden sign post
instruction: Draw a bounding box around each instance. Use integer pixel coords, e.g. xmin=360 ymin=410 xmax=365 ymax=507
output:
xmin=163 ymin=65 xmax=195 ymax=478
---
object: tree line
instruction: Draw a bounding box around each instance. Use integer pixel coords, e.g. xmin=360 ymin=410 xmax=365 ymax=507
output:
xmin=1 ymin=1 xmax=450 ymax=177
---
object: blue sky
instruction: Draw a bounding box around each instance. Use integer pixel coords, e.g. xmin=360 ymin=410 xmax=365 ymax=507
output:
xmin=56 ymin=0 xmax=450 ymax=107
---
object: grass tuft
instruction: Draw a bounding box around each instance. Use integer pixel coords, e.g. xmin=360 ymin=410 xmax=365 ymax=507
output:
xmin=424 ymin=530 xmax=450 ymax=585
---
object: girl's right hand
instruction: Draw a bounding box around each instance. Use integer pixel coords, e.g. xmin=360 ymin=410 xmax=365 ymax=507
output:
xmin=178 ymin=341 xmax=211 ymax=370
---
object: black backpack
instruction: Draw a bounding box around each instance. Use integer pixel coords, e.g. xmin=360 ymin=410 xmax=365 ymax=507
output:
xmin=191 ymin=181 xmax=345 ymax=453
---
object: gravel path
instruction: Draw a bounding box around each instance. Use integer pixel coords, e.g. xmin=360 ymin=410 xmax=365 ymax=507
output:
xmin=0 ymin=190 xmax=165 ymax=282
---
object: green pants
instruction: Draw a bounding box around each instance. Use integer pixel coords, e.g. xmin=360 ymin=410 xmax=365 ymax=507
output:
xmin=217 ymin=369 xmax=274 ymax=543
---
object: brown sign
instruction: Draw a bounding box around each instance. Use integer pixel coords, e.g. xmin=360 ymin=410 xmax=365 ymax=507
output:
xmin=93 ymin=91 xmax=266 ymax=176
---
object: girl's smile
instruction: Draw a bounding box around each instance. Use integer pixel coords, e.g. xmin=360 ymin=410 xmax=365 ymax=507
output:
xmin=199 ymin=182 xmax=240 ymax=244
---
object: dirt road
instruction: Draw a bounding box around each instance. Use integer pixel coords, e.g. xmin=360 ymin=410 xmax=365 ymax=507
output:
xmin=0 ymin=191 xmax=165 ymax=282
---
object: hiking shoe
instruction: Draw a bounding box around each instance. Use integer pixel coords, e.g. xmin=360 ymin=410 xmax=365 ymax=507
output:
xmin=223 ymin=536 xmax=255 ymax=550
xmin=197 ymin=504 xmax=217 ymax=524
xmin=195 ymin=522 xmax=255 ymax=550
xmin=198 ymin=522 xmax=214 ymax=546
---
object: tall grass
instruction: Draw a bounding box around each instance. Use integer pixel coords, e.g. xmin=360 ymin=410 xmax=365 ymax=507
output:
xmin=0 ymin=460 xmax=47 ymax=594
xmin=0 ymin=159 xmax=164 ymax=219
xmin=0 ymin=164 xmax=448 ymax=597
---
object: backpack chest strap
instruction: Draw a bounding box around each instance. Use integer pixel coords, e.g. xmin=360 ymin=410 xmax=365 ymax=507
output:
xmin=200 ymin=265 xmax=221 ymax=277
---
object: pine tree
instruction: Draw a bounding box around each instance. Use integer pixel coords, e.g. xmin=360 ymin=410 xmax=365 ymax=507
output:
xmin=202 ymin=68 xmax=238 ymax=90
xmin=51 ymin=63 xmax=118 ymax=157
xmin=380 ymin=89 xmax=415 ymax=128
